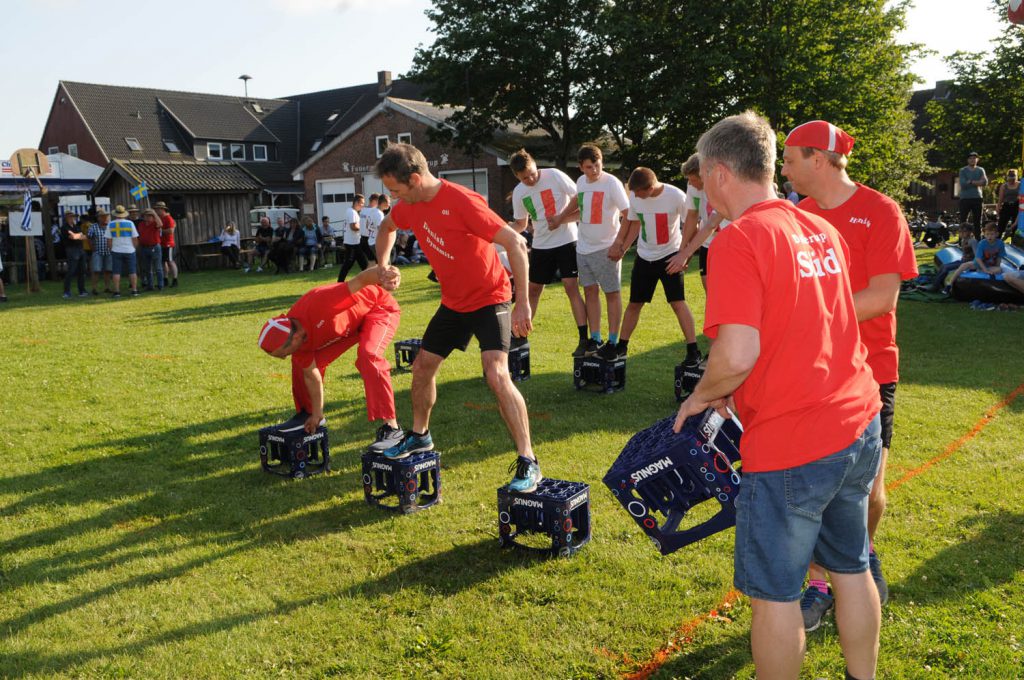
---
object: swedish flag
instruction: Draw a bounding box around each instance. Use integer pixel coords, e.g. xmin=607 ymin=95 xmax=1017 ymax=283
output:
xmin=131 ymin=182 xmax=148 ymax=200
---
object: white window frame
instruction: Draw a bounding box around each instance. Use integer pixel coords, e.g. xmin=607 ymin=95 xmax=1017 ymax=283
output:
xmin=47 ymin=146 xmax=59 ymax=154
xmin=125 ymin=137 xmax=142 ymax=151
xmin=375 ymin=135 xmax=390 ymax=158
xmin=207 ymin=142 xmax=223 ymax=160
xmin=439 ymin=168 xmax=489 ymax=203
xmin=253 ymin=144 xmax=268 ymax=162
xmin=397 ymin=132 xmax=412 ymax=145
xmin=68 ymin=143 xmax=78 ymax=157
xmin=230 ymin=143 xmax=245 ymax=160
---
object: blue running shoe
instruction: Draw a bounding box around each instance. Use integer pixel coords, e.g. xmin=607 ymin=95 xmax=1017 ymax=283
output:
xmin=869 ymin=550 xmax=889 ymax=605
xmin=800 ymin=586 xmax=834 ymax=632
xmin=507 ymin=456 xmax=542 ymax=493
xmin=382 ymin=430 xmax=433 ymax=460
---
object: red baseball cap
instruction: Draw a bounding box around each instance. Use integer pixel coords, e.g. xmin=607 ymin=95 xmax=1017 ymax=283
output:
xmin=258 ymin=316 xmax=292 ymax=354
xmin=785 ymin=120 xmax=855 ymax=155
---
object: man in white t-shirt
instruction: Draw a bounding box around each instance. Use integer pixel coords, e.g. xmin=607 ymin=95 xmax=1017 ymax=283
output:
xmin=678 ymin=153 xmax=727 ymax=292
xmin=510 ymin=149 xmax=589 ymax=356
xmin=364 ymin=195 xmax=385 ymax=257
xmin=575 ymin=144 xmax=630 ymax=362
xmin=105 ymin=204 xmax=140 ymax=298
xmin=338 ymin=194 xmax=368 ymax=282
xmin=359 ymin=193 xmax=380 ymax=262
xmin=608 ymin=167 xmax=701 ymax=367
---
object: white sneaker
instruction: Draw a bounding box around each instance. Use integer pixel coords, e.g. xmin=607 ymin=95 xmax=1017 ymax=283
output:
xmin=243 ymin=266 xmax=250 ymax=273
xmin=256 ymin=266 xmax=263 ymax=273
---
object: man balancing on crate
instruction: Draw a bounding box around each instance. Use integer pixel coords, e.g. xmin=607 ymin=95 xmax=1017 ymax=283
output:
xmin=674 ymin=111 xmax=883 ymax=680
xmin=257 ymin=266 xmax=405 ymax=451
xmin=373 ymin=142 xmax=542 ymax=493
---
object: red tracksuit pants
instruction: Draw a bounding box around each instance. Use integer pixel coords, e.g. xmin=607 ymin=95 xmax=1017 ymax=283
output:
xmin=291 ymin=304 xmax=399 ymax=421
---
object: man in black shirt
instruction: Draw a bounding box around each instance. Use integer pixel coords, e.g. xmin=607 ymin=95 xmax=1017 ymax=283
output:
xmin=60 ymin=211 xmax=88 ymax=299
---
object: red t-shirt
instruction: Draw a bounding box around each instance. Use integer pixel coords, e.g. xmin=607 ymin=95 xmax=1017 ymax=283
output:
xmin=389 ymin=180 xmax=511 ymax=312
xmin=798 ymin=184 xmax=918 ymax=384
xmin=137 ymin=220 xmax=162 ymax=247
xmin=705 ymin=199 xmax=881 ymax=472
xmin=287 ymin=282 xmax=400 ymax=368
xmin=159 ymin=213 xmax=176 ymax=248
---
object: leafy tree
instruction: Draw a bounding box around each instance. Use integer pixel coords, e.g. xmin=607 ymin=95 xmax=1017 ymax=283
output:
xmin=410 ymin=0 xmax=931 ymax=199
xmin=925 ymin=0 xmax=1024 ymax=177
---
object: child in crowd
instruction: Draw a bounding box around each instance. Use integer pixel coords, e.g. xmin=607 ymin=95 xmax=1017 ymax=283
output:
xmin=923 ymin=223 xmax=977 ymax=294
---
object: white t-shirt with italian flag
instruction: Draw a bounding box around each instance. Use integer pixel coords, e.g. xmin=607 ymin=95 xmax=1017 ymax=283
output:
xmin=575 ymin=172 xmax=629 ymax=255
xmin=512 ymin=168 xmax=578 ymax=250
xmin=685 ymin=185 xmax=730 ymax=247
xmin=627 ymin=184 xmax=686 ymax=261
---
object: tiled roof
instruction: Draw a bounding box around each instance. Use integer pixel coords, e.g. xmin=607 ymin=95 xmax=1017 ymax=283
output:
xmin=59 ymin=81 xmax=302 ymax=192
xmin=285 ymin=78 xmax=427 ymax=162
xmin=111 ymin=160 xmax=262 ymax=192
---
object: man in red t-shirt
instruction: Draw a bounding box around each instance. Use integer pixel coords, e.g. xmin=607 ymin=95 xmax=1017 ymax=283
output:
xmin=137 ymin=209 xmax=165 ymax=290
xmin=675 ymin=111 xmax=882 ymax=680
xmin=373 ymin=143 xmax=541 ymax=493
xmin=258 ymin=266 xmax=404 ymax=451
xmin=783 ymin=120 xmax=919 ymax=621
xmin=155 ymin=202 xmax=179 ymax=288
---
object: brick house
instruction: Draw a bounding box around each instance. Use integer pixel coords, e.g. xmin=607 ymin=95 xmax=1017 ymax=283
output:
xmin=292 ymin=95 xmax=552 ymax=224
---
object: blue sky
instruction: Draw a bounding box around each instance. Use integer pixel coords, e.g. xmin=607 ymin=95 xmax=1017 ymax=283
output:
xmin=0 ymin=0 xmax=1009 ymax=159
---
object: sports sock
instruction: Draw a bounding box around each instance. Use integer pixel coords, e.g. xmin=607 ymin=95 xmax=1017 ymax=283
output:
xmin=808 ymin=578 xmax=829 ymax=595
xmin=608 ymin=332 xmax=619 ymax=345
xmin=869 ymin=540 xmax=875 ymax=554
xmin=591 ymin=331 xmax=602 ymax=342
xmin=618 ymin=338 xmax=629 ymax=351
xmin=578 ymin=325 xmax=588 ymax=342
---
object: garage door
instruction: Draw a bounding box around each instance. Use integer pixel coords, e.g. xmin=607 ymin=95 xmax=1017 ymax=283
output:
xmin=439 ymin=169 xmax=488 ymax=203
xmin=317 ymin=178 xmax=356 ymax=235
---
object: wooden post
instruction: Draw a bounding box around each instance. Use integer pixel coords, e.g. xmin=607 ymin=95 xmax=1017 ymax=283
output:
xmin=24 ymin=236 xmax=39 ymax=292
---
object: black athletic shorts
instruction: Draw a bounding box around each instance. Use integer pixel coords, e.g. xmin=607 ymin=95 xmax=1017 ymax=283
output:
xmin=162 ymin=246 xmax=174 ymax=263
xmin=529 ymin=242 xmax=578 ymax=284
xmin=421 ymin=301 xmax=512 ymax=358
xmin=629 ymin=252 xmax=685 ymax=304
xmin=879 ymin=382 xmax=897 ymax=449
xmin=698 ymin=246 xmax=710 ymax=276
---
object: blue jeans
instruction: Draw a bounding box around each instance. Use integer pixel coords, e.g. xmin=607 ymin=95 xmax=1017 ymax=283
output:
xmin=139 ymin=244 xmax=164 ymax=288
xmin=63 ymin=248 xmax=87 ymax=294
xmin=733 ymin=415 xmax=882 ymax=602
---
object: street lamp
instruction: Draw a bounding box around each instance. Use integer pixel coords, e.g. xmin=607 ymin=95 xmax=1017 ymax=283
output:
xmin=239 ymin=74 xmax=252 ymax=101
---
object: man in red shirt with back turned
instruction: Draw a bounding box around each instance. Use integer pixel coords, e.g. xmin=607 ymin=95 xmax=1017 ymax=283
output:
xmin=155 ymin=201 xmax=179 ymax=288
xmin=373 ymin=143 xmax=541 ymax=493
xmin=258 ymin=266 xmax=405 ymax=451
xmin=783 ymin=120 xmax=918 ymax=629
xmin=676 ymin=111 xmax=882 ymax=680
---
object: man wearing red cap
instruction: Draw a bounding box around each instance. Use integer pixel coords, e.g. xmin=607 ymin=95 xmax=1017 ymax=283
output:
xmin=676 ymin=111 xmax=882 ymax=680
xmin=258 ymin=266 xmax=404 ymax=450
xmin=782 ymin=119 xmax=918 ymax=629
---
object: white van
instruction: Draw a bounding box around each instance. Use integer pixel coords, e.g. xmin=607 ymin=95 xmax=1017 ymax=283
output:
xmin=249 ymin=206 xmax=300 ymax=234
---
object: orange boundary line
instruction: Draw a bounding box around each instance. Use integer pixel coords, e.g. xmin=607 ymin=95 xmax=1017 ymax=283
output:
xmin=616 ymin=381 xmax=1024 ymax=678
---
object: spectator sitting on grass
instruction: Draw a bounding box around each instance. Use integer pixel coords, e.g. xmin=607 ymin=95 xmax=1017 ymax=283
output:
xmin=219 ymin=222 xmax=242 ymax=268
xmin=923 ymin=223 xmax=977 ymax=294
xmin=947 ymin=222 xmax=1004 ymax=293
xmin=392 ymin=230 xmax=428 ymax=265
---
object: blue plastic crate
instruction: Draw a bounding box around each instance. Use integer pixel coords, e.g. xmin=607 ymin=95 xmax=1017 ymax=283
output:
xmin=604 ymin=409 xmax=742 ymax=555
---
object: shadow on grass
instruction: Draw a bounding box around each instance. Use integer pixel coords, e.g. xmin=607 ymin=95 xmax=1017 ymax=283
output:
xmin=653 ymin=631 xmax=751 ymax=680
xmin=135 ymin=294 xmax=300 ymax=324
xmin=894 ymin=511 xmax=1024 ymax=603
xmin=0 ymin=538 xmax=527 ymax=677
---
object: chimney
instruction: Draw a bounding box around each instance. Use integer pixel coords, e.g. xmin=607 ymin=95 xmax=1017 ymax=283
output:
xmin=377 ymin=70 xmax=392 ymax=97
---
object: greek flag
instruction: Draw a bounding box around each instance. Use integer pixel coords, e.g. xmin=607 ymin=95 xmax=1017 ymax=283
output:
xmin=131 ymin=182 xmax=148 ymax=200
xmin=20 ymin=190 xmax=32 ymax=232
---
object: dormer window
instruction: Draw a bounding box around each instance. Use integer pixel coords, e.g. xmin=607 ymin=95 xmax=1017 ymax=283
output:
xmin=125 ymin=137 xmax=143 ymax=151
xmin=253 ymin=145 xmax=268 ymax=162
xmin=230 ymin=144 xmax=245 ymax=160
xmin=207 ymin=142 xmax=223 ymax=160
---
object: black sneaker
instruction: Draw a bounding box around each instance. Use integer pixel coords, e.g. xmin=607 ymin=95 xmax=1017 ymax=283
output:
xmin=683 ymin=351 xmax=703 ymax=368
xmin=112 ymin=292 xmax=122 ymax=299
xmin=130 ymin=289 xmax=139 ymax=297
xmin=368 ymin=423 xmax=405 ymax=453
xmin=583 ymin=339 xmax=600 ymax=356
xmin=596 ymin=342 xmax=619 ymax=361
xmin=171 ymin=279 xmax=178 ymax=288
xmin=800 ymin=586 xmax=834 ymax=632
xmin=571 ymin=338 xmax=588 ymax=358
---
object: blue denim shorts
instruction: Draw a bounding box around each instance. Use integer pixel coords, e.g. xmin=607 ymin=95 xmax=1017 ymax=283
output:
xmin=112 ymin=251 xmax=137 ymax=276
xmin=91 ymin=252 xmax=113 ymax=272
xmin=733 ymin=415 xmax=882 ymax=602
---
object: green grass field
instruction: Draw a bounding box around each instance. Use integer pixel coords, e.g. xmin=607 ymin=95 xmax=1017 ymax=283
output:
xmin=0 ymin=256 xmax=1022 ymax=679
